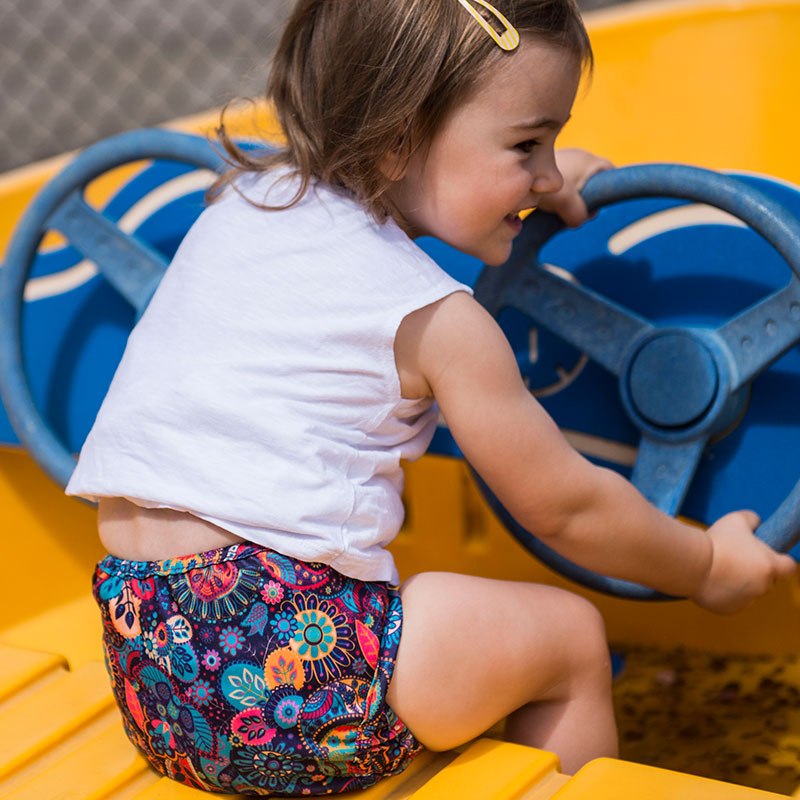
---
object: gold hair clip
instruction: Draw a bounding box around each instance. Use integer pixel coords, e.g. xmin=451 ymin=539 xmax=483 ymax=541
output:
xmin=456 ymin=0 xmax=520 ymax=51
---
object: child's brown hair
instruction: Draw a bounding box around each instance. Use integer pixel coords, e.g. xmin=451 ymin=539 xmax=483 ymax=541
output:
xmin=210 ymin=0 xmax=592 ymax=219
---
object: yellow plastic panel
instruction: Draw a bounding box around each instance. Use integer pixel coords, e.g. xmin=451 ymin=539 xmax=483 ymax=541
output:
xmin=131 ymin=780 xmax=216 ymax=799
xmin=0 ymin=644 xmax=64 ymax=703
xmin=0 ymin=660 xmax=113 ymax=781
xmin=552 ymin=758 xmax=787 ymax=799
xmin=0 ymin=593 xmax=103 ymax=670
xmin=409 ymin=739 xmax=561 ymax=800
xmin=562 ymin=0 xmax=800 ymax=181
xmin=0 ymin=449 xmax=102 ymax=631
xmin=4 ymin=718 xmax=150 ymax=800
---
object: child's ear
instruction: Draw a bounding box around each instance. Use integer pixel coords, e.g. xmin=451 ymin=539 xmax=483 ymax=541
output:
xmin=378 ymin=148 xmax=407 ymax=182
xmin=379 ymin=128 xmax=416 ymax=181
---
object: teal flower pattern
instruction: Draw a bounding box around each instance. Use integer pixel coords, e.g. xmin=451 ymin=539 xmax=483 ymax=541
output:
xmin=291 ymin=608 xmax=337 ymax=659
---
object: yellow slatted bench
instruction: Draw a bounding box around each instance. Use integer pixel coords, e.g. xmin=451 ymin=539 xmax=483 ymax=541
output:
xmin=0 ymin=599 xmax=793 ymax=799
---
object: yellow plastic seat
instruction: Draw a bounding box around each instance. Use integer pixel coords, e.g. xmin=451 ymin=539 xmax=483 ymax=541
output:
xmin=3 ymin=718 xmax=151 ymax=800
xmin=551 ymin=758 xmax=789 ymax=799
xmin=0 ymin=657 xmax=115 ymax=786
xmin=0 ymin=644 xmax=63 ymax=703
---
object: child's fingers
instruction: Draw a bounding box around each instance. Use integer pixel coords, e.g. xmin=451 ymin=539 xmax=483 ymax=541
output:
xmin=740 ymin=508 xmax=796 ymax=579
xmin=736 ymin=509 xmax=796 ymax=578
xmin=542 ymin=150 xmax=615 ymax=227
xmin=580 ymin=156 xmax=614 ymax=185
xmin=556 ymin=193 xmax=590 ymax=227
xmin=540 ymin=185 xmax=591 ymax=227
xmin=774 ymin=552 xmax=798 ymax=578
xmin=738 ymin=509 xmax=761 ymax=530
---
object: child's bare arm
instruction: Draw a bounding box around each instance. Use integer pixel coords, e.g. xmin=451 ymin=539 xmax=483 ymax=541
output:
xmin=395 ymin=292 xmax=795 ymax=611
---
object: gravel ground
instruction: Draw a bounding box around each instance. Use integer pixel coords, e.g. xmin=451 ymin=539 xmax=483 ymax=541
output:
xmin=614 ymin=646 xmax=800 ymax=795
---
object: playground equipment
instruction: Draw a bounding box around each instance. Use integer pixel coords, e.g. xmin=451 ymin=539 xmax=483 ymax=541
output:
xmin=2 ymin=0 xmax=800 ymax=796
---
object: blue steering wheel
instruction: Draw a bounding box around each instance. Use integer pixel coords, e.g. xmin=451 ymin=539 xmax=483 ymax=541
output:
xmin=473 ymin=165 xmax=800 ymax=599
xmin=0 ymin=129 xmax=224 ymax=489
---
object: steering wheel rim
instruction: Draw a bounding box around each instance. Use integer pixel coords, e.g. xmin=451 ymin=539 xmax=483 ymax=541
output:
xmin=473 ymin=164 xmax=800 ymax=599
xmin=0 ymin=129 xmax=224 ymax=489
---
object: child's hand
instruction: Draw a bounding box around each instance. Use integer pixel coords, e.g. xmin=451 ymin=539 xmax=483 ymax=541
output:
xmin=691 ymin=511 xmax=797 ymax=614
xmin=537 ymin=148 xmax=613 ymax=228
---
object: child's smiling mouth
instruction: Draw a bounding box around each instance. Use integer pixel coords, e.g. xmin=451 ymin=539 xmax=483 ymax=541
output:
xmin=504 ymin=212 xmax=523 ymax=233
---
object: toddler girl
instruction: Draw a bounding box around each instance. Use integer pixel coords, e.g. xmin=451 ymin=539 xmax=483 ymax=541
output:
xmin=67 ymin=0 xmax=796 ymax=794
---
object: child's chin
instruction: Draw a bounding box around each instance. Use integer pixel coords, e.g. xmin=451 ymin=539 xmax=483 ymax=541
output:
xmin=481 ymin=248 xmax=512 ymax=267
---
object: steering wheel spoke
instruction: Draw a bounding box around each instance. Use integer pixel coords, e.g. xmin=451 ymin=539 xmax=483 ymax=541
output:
xmin=500 ymin=264 xmax=654 ymax=375
xmin=715 ymin=279 xmax=800 ymax=391
xmin=48 ymin=189 xmax=168 ymax=314
xmin=631 ymin=435 xmax=709 ymax=515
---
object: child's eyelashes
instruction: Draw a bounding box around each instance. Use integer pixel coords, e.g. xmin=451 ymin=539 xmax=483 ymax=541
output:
xmin=515 ymin=139 xmax=541 ymax=154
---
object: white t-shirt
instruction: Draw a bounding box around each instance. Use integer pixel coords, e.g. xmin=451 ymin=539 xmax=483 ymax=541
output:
xmin=66 ymin=171 xmax=472 ymax=583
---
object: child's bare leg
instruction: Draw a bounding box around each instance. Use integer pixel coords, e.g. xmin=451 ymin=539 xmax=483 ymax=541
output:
xmin=386 ymin=572 xmax=617 ymax=774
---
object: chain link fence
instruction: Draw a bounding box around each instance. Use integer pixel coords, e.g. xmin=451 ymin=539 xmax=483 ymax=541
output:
xmin=2 ymin=0 xmax=619 ymax=174
xmin=1 ymin=0 xmax=289 ymax=173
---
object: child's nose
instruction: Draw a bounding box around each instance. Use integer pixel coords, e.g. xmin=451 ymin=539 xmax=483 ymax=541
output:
xmin=532 ymin=164 xmax=564 ymax=195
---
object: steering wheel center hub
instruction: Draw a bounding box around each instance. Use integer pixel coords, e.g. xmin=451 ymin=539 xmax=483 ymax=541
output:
xmin=628 ymin=333 xmax=719 ymax=428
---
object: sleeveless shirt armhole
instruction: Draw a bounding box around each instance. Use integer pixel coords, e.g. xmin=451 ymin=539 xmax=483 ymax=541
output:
xmin=367 ymin=280 xmax=474 ymax=434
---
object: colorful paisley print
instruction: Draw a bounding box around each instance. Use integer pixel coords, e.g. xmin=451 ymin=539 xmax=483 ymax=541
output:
xmin=93 ymin=543 xmax=420 ymax=795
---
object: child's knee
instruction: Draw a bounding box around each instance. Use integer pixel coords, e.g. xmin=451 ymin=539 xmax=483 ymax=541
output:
xmin=559 ymin=593 xmax=611 ymax=676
